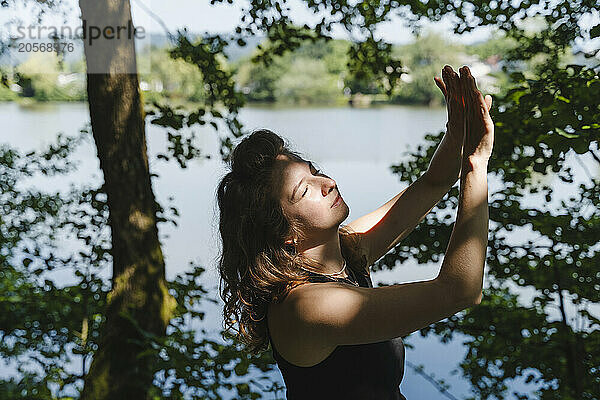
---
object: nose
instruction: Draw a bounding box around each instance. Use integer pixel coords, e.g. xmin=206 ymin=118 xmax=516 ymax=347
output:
xmin=321 ymin=176 xmax=337 ymax=197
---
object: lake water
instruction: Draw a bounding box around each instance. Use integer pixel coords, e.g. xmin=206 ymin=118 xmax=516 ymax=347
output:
xmin=3 ymin=101 xmax=594 ymax=399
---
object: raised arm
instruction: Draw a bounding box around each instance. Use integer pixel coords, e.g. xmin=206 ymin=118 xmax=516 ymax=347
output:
xmin=437 ymin=66 xmax=493 ymax=300
xmin=274 ymin=66 xmax=493 ymax=355
xmin=343 ymin=66 xmax=468 ymax=267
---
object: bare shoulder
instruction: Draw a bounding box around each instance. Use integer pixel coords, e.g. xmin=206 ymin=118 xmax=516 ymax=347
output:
xmin=269 ymin=277 xmax=474 ymax=364
xmin=268 ymin=282 xmax=348 ymax=367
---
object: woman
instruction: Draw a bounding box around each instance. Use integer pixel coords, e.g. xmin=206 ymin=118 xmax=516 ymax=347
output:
xmin=216 ymin=65 xmax=494 ymax=399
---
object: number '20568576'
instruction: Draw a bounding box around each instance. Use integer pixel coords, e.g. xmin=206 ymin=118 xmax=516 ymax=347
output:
xmin=18 ymin=42 xmax=74 ymax=53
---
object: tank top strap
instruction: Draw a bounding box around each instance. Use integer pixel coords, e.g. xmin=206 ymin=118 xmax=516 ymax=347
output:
xmin=304 ymin=266 xmax=364 ymax=287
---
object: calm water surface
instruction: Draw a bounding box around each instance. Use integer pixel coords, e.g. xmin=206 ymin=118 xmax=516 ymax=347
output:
xmin=4 ymin=101 xmax=585 ymax=398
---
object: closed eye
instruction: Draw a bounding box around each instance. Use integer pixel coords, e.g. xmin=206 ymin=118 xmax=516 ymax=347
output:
xmin=301 ymin=162 xmax=322 ymax=197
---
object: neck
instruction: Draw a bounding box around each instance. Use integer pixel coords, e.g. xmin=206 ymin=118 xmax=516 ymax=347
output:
xmin=296 ymin=227 xmax=348 ymax=277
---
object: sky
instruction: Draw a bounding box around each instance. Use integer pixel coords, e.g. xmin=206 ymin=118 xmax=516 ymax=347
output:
xmin=129 ymin=0 xmax=494 ymax=44
xmin=3 ymin=0 xmax=597 ymax=52
xmin=2 ymin=0 xmax=493 ymax=45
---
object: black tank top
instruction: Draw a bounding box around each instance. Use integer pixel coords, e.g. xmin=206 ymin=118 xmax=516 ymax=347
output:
xmin=267 ymin=265 xmax=407 ymax=400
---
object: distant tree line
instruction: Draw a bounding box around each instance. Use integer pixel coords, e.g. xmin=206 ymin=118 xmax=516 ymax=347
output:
xmin=1 ymin=0 xmax=597 ymax=397
xmin=1 ymin=32 xmax=519 ymax=106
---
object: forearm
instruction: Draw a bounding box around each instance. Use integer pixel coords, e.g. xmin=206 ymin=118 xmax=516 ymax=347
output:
xmin=424 ymin=123 xmax=463 ymax=187
xmin=437 ymin=156 xmax=489 ymax=304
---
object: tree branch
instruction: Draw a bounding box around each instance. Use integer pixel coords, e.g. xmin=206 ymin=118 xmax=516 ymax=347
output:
xmin=405 ymin=360 xmax=461 ymax=400
xmin=588 ymin=149 xmax=600 ymax=166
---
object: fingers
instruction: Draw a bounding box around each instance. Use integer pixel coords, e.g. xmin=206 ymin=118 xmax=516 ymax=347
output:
xmin=465 ymin=67 xmax=483 ymax=104
xmin=458 ymin=67 xmax=470 ymax=143
xmin=434 ymin=76 xmax=447 ymax=97
xmin=442 ymin=65 xmax=457 ymax=102
xmin=442 ymin=67 xmax=451 ymax=100
xmin=446 ymin=65 xmax=460 ymax=103
xmin=458 ymin=66 xmax=471 ymax=108
xmin=460 ymin=66 xmax=491 ymax=114
xmin=484 ymin=94 xmax=492 ymax=111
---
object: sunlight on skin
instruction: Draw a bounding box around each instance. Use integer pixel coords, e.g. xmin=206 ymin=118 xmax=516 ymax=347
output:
xmin=273 ymin=153 xmax=351 ymax=276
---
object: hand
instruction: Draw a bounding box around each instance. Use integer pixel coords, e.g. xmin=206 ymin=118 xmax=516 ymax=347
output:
xmin=424 ymin=66 xmax=467 ymax=187
xmin=434 ymin=65 xmax=465 ymax=148
xmin=458 ymin=66 xmax=494 ymax=163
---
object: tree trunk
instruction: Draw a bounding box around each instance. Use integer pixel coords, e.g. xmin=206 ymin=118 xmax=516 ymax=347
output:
xmin=78 ymin=1 xmax=175 ymax=398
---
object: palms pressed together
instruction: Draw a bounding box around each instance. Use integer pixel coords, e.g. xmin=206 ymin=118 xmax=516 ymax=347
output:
xmin=435 ymin=65 xmax=495 ymax=165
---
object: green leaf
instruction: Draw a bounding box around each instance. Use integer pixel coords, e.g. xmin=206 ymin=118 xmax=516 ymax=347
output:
xmin=554 ymin=127 xmax=578 ymax=139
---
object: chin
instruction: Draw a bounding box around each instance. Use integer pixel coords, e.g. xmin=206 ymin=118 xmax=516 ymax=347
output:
xmin=339 ymin=202 xmax=350 ymax=220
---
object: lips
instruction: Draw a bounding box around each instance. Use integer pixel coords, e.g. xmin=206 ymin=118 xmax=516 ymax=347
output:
xmin=331 ymin=193 xmax=342 ymax=208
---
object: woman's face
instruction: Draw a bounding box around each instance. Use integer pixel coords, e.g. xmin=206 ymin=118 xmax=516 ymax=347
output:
xmin=274 ymin=154 xmax=349 ymax=241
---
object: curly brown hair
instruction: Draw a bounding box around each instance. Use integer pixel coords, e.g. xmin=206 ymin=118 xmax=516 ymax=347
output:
xmin=216 ymin=129 xmax=366 ymax=354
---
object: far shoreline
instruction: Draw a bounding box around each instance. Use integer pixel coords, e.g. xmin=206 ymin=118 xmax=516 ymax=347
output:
xmin=0 ymin=99 xmax=446 ymax=111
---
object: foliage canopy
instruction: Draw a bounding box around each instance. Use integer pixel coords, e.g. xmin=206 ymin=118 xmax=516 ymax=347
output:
xmin=0 ymin=0 xmax=598 ymax=398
